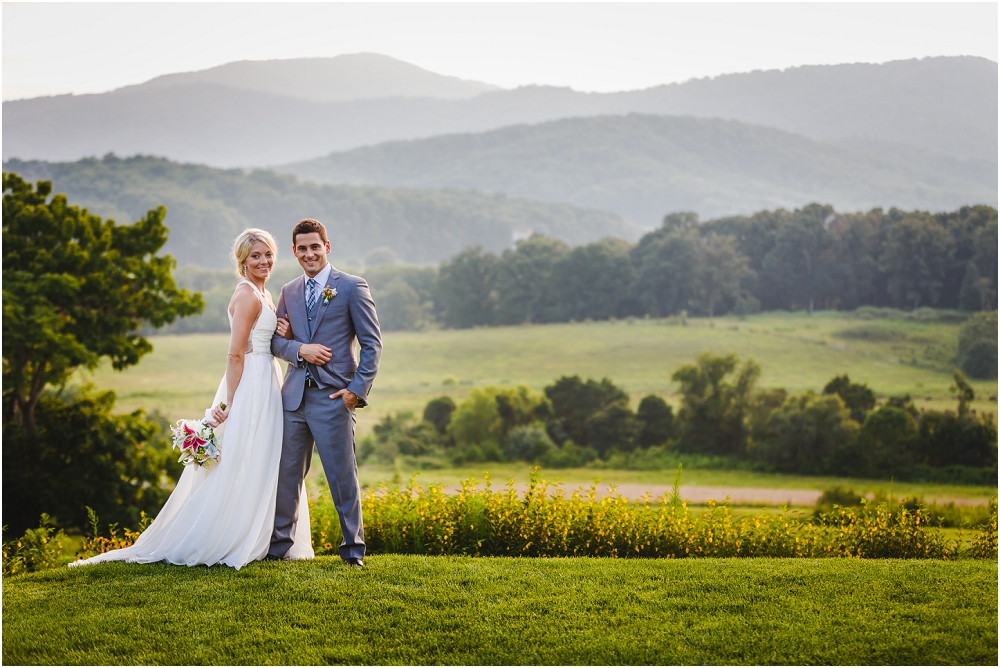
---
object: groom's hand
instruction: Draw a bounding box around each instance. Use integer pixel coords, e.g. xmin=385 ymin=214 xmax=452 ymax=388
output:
xmin=299 ymin=343 xmax=332 ymax=365
xmin=330 ymin=388 xmax=359 ymax=411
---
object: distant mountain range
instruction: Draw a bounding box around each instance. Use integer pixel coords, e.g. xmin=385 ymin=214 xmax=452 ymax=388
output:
xmin=278 ymin=114 xmax=998 ymax=226
xmin=4 ymin=56 xmax=995 ymax=167
xmin=129 ymin=53 xmax=500 ymax=102
xmin=3 ymin=156 xmax=639 ymax=268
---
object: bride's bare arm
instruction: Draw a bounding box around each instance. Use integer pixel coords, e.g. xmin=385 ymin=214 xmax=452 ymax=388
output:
xmin=211 ymin=285 xmax=262 ymax=424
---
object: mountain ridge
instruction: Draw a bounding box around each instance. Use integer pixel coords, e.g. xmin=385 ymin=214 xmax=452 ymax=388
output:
xmin=278 ymin=113 xmax=998 ymax=226
xmin=3 ymin=56 xmax=994 ymax=166
xmin=128 ymin=53 xmax=502 ymax=102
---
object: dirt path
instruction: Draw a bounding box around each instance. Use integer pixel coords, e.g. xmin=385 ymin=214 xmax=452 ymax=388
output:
xmin=440 ymin=483 xmax=988 ymax=507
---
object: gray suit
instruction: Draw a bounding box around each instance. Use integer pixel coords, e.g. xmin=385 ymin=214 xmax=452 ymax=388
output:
xmin=268 ymin=266 xmax=382 ymax=561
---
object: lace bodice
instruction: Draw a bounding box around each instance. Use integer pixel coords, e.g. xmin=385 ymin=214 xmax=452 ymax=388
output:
xmin=229 ymin=280 xmax=276 ymax=355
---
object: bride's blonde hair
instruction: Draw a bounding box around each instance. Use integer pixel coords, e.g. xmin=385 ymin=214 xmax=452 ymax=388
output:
xmin=231 ymin=228 xmax=279 ymax=279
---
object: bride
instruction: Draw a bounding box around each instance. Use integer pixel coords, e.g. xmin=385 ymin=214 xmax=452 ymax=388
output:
xmin=70 ymin=229 xmax=314 ymax=569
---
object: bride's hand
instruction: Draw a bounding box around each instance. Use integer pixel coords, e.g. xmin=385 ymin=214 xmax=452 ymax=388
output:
xmin=210 ymin=402 xmax=230 ymax=425
xmin=275 ymin=313 xmax=293 ymax=340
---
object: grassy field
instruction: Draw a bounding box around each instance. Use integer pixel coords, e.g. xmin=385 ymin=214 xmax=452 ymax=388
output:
xmin=83 ymin=311 xmax=997 ymax=437
xmin=3 ymin=556 xmax=996 ymax=665
xmin=352 ymin=463 xmax=998 ymax=504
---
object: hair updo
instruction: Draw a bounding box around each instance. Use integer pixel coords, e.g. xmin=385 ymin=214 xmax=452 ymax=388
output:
xmin=231 ymin=228 xmax=279 ymax=279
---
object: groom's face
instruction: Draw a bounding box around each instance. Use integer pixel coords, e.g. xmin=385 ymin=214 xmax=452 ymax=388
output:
xmin=293 ymin=232 xmax=331 ymax=277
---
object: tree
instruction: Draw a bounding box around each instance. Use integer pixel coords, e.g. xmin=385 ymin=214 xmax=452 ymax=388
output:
xmin=630 ymin=229 xmax=700 ymax=316
xmin=492 ymin=235 xmax=568 ymax=325
xmin=752 ymin=392 xmax=859 ymax=474
xmin=957 ymin=312 xmax=998 ymax=380
xmin=958 ymin=261 xmax=983 ymax=311
xmin=689 ymin=233 xmax=754 ymax=317
xmin=880 ymin=211 xmax=953 ymax=309
xmin=635 ymin=395 xmax=675 ymax=447
xmin=857 ymin=406 xmax=918 ymax=476
xmin=671 ymin=353 xmax=760 ymax=456
xmin=2 ymin=173 xmax=203 ymax=436
xmin=546 ymin=238 xmax=635 ymax=321
xmin=759 ymin=205 xmax=836 ymax=313
xmin=376 ymin=278 xmax=422 ymax=331
xmin=434 ymin=246 xmax=497 ymax=328
xmin=544 ymin=376 xmax=634 ymax=454
xmin=822 ymin=374 xmax=877 ymax=423
xmin=3 ymin=173 xmax=201 ymax=532
xmin=423 ymin=396 xmax=456 ymax=435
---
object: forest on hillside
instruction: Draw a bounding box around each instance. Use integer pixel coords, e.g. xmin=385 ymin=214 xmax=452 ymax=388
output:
xmin=2 ymin=156 xmax=638 ymax=266
xmin=281 ymin=114 xmax=998 ymax=225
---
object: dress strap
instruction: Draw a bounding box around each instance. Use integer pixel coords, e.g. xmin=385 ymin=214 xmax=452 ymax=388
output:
xmin=238 ymin=279 xmax=264 ymax=299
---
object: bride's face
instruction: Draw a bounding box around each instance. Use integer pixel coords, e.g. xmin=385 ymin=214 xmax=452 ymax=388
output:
xmin=245 ymin=241 xmax=275 ymax=282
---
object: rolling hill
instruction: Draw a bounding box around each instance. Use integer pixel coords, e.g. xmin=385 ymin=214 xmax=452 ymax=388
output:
xmin=3 ymin=156 xmax=640 ymax=268
xmin=278 ymin=114 xmax=998 ymax=225
xmin=3 ymin=56 xmax=995 ymax=166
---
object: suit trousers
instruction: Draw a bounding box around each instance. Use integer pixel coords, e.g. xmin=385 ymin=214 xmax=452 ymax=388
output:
xmin=268 ymin=384 xmax=365 ymax=561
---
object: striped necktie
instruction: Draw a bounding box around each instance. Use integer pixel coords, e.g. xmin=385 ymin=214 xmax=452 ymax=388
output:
xmin=306 ymin=278 xmax=319 ymax=313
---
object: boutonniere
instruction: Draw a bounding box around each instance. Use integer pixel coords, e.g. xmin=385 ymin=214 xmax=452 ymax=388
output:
xmin=321 ymin=286 xmax=337 ymax=305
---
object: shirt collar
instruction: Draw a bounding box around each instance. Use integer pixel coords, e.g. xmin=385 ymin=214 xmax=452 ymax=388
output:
xmin=305 ymin=263 xmax=333 ymax=286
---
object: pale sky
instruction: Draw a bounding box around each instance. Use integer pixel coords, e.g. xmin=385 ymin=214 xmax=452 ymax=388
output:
xmin=3 ymin=2 xmax=998 ymax=101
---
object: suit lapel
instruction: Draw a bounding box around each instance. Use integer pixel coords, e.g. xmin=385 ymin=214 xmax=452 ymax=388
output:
xmin=308 ymin=267 xmax=341 ymax=341
xmin=287 ymin=275 xmax=309 ymax=344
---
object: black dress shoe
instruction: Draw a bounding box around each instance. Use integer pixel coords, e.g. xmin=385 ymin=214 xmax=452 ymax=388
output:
xmin=263 ymin=554 xmax=283 ymax=561
xmin=343 ymin=557 xmax=364 ymax=569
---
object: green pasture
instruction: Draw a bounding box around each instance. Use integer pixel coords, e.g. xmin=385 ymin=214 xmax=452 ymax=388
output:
xmin=352 ymin=464 xmax=997 ymax=504
xmin=84 ymin=311 xmax=997 ymax=435
xmin=3 ymin=556 xmax=996 ymax=665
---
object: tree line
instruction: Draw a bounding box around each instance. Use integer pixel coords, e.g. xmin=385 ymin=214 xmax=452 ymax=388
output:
xmin=430 ymin=204 xmax=998 ymax=329
xmin=362 ymin=353 xmax=997 ymax=484
xmin=164 ymin=202 xmax=998 ymax=336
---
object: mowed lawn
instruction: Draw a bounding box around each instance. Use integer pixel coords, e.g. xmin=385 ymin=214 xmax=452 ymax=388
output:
xmin=83 ymin=312 xmax=998 ymax=436
xmin=3 ymin=556 xmax=996 ymax=665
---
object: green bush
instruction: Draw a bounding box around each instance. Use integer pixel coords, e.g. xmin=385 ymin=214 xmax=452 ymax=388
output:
xmin=538 ymin=441 xmax=599 ymax=469
xmin=958 ymin=311 xmax=998 ymax=379
xmin=447 ymin=385 xmax=550 ymax=452
xmin=2 ymin=388 xmax=180 ymax=534
xmin=751 ymin=392 xmax=859 ymax=474
xmin=502 ymin=425 xmax=554 ymax=463
xmin=362 ymin=411 xmax=442 ymax=464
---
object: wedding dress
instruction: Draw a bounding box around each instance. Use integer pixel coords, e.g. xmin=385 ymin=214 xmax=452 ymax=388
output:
xmin=69 ymin=280 xmax=313 ymax=569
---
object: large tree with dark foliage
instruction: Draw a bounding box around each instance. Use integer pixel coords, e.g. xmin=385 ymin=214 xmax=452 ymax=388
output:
xmin=3 ymin=172 xmax=202 ymax=531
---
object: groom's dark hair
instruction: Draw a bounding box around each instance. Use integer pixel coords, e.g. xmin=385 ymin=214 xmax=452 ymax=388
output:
xmin=292 ymin=218 xmax=328 ymax=244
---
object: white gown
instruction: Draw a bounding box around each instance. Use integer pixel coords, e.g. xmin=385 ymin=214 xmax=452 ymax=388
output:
xmin=70 ymin=280 xmax=313 ymax=569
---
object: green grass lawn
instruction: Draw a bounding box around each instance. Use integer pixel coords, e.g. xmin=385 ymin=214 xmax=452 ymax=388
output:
xmin=3 ymin=556 xmax=996 ymax=665
xmin=83 ymin=312 xmax=998 ymax=436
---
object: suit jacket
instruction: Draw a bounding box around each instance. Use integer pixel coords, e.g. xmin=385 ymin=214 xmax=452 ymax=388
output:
xmin=271 ymin=266 xmax=382 ymax=412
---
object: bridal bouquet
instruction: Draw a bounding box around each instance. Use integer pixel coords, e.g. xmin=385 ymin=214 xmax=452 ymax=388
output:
xmin=171 ymin=410 xmax=223 ymax=469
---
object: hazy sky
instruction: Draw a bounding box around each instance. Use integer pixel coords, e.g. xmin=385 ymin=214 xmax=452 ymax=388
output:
xmin=3 ymin=2 xmax=997 ymax=101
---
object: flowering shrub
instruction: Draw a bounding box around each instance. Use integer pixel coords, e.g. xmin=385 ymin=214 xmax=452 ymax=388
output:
xmin=969 ymin=497 xmax=998 ymax=559
xmin=312 ymin=469 xmax=995 ymax=560
xmin=2 ymin=514 xmax=69 ymax=575
xmin=76 ymin=506 xmax=150 ymax=559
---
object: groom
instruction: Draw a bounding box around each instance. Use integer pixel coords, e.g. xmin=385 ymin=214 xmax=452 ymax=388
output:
xmin=268 ymin=218 xmax=382 ymax=567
